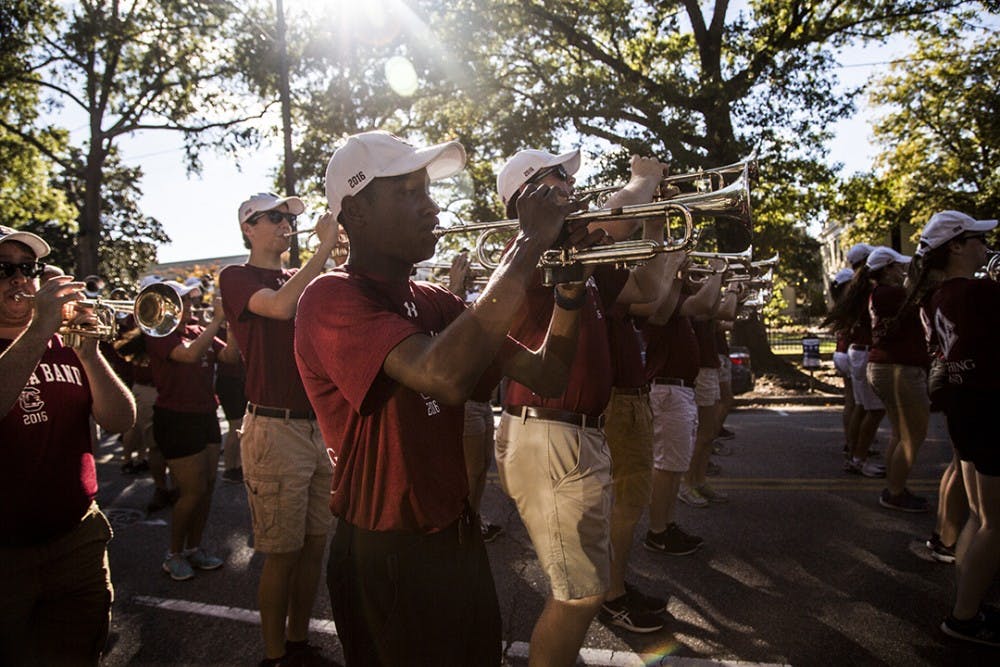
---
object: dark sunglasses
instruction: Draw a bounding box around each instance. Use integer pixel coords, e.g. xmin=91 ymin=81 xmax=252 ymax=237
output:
xmin=528 ymin=164 xmax=570 ymax=184
xmin=250 ymin=210 xmax=297 ymax=226
xmin=0 ymin=261 xmax=45 ymax=279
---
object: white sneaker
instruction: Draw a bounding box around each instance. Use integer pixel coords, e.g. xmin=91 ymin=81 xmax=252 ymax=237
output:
xmin=697 ymin=483 xmax=730 ymax=503
xmin=678 ymin=484 xmax=709 ymax=508
xmin=861 ymin=460 xmax=886 ymax=478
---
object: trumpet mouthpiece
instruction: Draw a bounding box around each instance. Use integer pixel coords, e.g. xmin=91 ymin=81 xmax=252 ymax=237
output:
xmin=13 ymin=292 xmax=35 ymax=302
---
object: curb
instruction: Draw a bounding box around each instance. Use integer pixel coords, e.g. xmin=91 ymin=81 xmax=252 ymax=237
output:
xmin=734 ymin=394 xmax=842 ymax=407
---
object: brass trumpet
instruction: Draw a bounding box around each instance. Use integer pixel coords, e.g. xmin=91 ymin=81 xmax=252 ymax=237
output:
xmin=15 ymin=282 xmax=183 ymax=347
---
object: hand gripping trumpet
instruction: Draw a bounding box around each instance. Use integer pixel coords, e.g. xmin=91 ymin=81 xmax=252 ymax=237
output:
xmin=14 ymin=282 xmax=184 ymax=347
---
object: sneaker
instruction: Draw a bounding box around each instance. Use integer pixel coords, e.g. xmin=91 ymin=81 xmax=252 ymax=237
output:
xmin=644 ymin=524 xmax=702 ymax=556
xmin=696 ymin=483 xmax=729 ymax=504
xmin=623 ymin=582 xmax=668 ymax=614
xmin=712 ymin=441 xmax=734 ymax=457
xmin=926 ymin=533 xmax=957 ymax=564
xmin=185 ymin=548 xmax=224 ymax=570
xmin=146 ymin=487 xmax=173 ymax=513
xmin=121 ymin=459 xmax=140 ymax=475
xmin=677 ymin=484 xmax=709 ymax=508
xmin=941 ymin=612 xmax=1000 ymax=647
xmin=843 ymin=458 xmax=863 ymax=475
xmin=706 ymin=461 xmax=722 ymax=477
xmin=222 ymin=467 xmax=244 ymax=484
xmin=861 ymin=460 xmax=886 ymax=478
xmin=284 ymin=640 xmax=341 ymax=666
xmin=162 ymin=553 xmax=195 ymax=581
xmin=716 ymin=426 xmax=735 ymax=440
xmin=599 ymin=595 xmax=664 ymax=633
xmin=879 ymin=488 xmax=930 ymax=513
xmin=481 ymin=522 xmax=504 ymax=543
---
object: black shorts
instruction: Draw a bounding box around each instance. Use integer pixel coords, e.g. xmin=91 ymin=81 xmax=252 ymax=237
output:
xmin=327 ymin=514 xmax=501 ymax=666
xmin=152 ymin=406 xmax=221 ymax=460
xmin=215 ymin=374 xmax=247 ymax=421
xmin=945 ymin=388 xmax=1000 ymax=476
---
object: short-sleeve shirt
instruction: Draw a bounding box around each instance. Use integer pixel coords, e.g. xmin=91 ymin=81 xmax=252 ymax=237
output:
xmin=868 ymin=284 xmax=928 ymax=367
xmin=923 ymin=277 xmax=1000 ymax=390
xmin=607 ymin=303 xmax=647 ymax=389
xmin=503 ymin=266 xmax=627 ymax=416
xmin=849 ymin=299 xmax=873 ymax=347
xmin=692 ymin=319 xmax=720 ymax=369
xmin=146 ymin=322 xmax=220 ymax=413
xmin=0 ymin=335 xmax=96 ymax=545
xmin=643 ymin=295 xmax=700 ymax=385
xmin=294 ymin=267 xmax=475 ymax=533
xmin=219 ymin=264 xmax=312 ymax=411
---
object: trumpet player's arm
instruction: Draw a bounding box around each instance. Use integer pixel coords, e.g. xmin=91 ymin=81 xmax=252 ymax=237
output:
xmin=614 ymin=217 xmax=670 ymax=306
xmin=248 ymin=212 xmax=339 ymax=320
xmin=682 ymin=270 xmax=724 ymax=320
xmin=599 ymin=156 xmax=668 ymax=231
xmin=631 ymin=254 xmax=686 ymax=322
xmin=168 ymin=308 xmax=227 ymax=364
xmin=716 ymin=283 xmax=742 ymax=322
xmin=73 ymin=334 xmax=136 ymax=434
xmin=0 ymin=277 xmax=86 ymax=417
xmin=218 ymin=323 xmax=241 ymax=365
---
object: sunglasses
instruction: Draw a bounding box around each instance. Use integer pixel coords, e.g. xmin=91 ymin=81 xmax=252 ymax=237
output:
xmin=250 ymin=210 xmax=298 ymax=225
xmin=0 ymin=261 xmax=45 ymax=279
xmin=528 ymin=164 xmax=570 ymax=184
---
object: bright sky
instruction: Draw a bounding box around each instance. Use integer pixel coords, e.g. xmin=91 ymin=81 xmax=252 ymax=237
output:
xmin=102 ymin=13 xmax=909 ymax=264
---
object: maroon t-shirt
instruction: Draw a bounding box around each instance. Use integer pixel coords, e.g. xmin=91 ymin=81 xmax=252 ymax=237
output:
xmin=146 ymin=323 xmax=221 ymax=413
xmin=219 ymin=264 xmax=312 ymax=411
xmin=868 ymin=284 xmax=928 ymax=367
xmin=503 ymin=266 xmax=627 ymax=416
xmin=607 ymin=303 xmax=647 ymax=389
xmin=295 ymin=267 xmax=509 ymax=532
xmin=1 ymin=335 xmax=96 ymax=544
xmin=924 ymin=278 xmax=1000 ymax=390
xmin=215 ymin=326 xmax=246 ymax=381
xmin=692 ymin=319 xmax=720 ymax=369
xmin=643 ymin=295 xmax=700 ymax=385
xmin=835 ymin=331 xmax=848 ymax=354
xmin=849 ymin=301 xmax=873 ymax=347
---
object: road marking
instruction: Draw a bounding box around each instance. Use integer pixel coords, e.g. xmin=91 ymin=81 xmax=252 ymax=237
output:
xmin=775 ymin=409 xmax=789 ymax=416
xmin=133 ymin=595 xmax=788 ymax=666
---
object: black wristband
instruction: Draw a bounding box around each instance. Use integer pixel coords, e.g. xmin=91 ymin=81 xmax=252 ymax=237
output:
xmin=553 ymin=287 xmax=587 ymax=311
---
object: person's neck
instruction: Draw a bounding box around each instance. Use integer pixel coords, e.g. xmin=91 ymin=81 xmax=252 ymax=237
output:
xmin=345 ymin=252 xmax=413 ymax=283
xmin=247 ymin=247 xmax=284 ymax=270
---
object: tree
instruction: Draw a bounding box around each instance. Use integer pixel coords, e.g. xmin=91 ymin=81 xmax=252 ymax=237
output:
xmin=3 ymin=0 xmax=258 ymax=277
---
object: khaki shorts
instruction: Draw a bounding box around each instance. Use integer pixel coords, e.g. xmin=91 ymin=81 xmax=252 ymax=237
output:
xmin=718 ymin=354 xmax=732 ymax=385
xmin=695 ymin=367 xmax=721 ymax=407
xmin=603 ymin=388 xmax=653 ymax=508
xmin=868 ymin=363 xmax=930 ymax=410
xmin=650 ymin=384 xmax=698 ymax=472
xmin=495 ymin=412 xmax=612 ymax=601
xmin=848 ymin=347 xmax=884 ymax=411
xmin=240 ymin=411 xmax=334 ymax=553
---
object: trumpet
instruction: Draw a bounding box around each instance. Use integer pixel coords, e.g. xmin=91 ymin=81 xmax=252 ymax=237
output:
xmin=15 ymin=282 xmax=183 ymax=347
xmin=984 ymin=250 xmax=1000 ymax=281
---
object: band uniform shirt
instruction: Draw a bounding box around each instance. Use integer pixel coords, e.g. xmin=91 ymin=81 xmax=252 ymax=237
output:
xmin=692 ymin=318 xmax=721 ymax=369
xmin=295 ymin=267 xmax=512 ymax=533
xmin=923 ymin=277 xmax=1000 ymax=391
xmin=0 ymin=335 xmax=96 ymax=544
xmin=642 ymin=295 xmax=700 ymax=386
xmin=219 ymin=264 xmax=312 ymax=412
xmin=503 ymin=266 xmax=627 ymax=416
xmin=868 ymin=284 xmax=929 ymax=367
xmin=606 ymin=303 xmax=647 ymax=389
xmin=145 ymin=322 xmax=221 ymax=414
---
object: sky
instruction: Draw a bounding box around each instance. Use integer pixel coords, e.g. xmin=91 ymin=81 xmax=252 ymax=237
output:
xmin=90 ymin=15 xmax=911 ymax=265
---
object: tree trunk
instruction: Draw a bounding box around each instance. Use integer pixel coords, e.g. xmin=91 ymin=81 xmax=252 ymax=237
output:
xmin=76 ymin=141 xmax=104 ymax=278
xmin=732 ymin=316 xmax=784 ymax=374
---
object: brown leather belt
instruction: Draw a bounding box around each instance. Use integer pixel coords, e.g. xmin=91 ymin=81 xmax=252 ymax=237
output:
xmin=849 ymin=344 xmax=870 ymax=351
xmin=613 ymin=385 xmax=650 ymax=397
xmin=505 ymin=405 xmax=605 ymax=430
xmin=246 ymin=402 xmax=316 ymax=420
xmin=651 ymin=377 xmax=691 ymax=388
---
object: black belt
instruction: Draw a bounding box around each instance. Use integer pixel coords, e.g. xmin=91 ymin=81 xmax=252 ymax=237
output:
xmin=505 ymin=405 xmax=605 ymax=430
xmin=614 ymin=385 xmax=650 ymax=397
xmin=652 ymin=377 xmax=691 ymax=388
xmin=849 ymin=344 xmax=870 ymax=351
xmin=246 ymin=402 xmax=316 ymax=420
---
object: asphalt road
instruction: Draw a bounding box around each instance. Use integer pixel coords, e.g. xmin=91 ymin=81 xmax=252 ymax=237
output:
xmin=95 ymin=404 xmax=997 ymax=666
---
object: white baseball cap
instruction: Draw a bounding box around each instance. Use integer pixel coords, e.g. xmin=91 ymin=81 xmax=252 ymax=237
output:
xmin=324 ymin=131 xmax=466 ymax=220
xmin=0 ymin=225 xmax=50 ymax=259
xmin=165 ymin=280 xmax=201 ymax=298
xmin=832 ymin=268 xmax=854 ymax=286
xmin=866 ymin=246 xmax=911 ymax=271
xmin=916 ymin=210 xmax=997 ymax=256
xmin=845 ymin=243 xmax=873 ymax=268
xmin=238 ymin=192 xmax=305 ymax=226
xmin=496 ymin=148 xmax=582 ymax=206
xmin=138 ymin=274 xmax=163 ymax=290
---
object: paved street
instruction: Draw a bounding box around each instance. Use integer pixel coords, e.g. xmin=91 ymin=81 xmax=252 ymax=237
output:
xmin=96 ymin=404 xmax=996 ymax=665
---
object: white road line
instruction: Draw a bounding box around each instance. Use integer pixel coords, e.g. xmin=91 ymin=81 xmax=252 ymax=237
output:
xmin=133 ymin=595 xmax=789 ymax=667
xmin=775 ymin=409 xmax=789 ymax=416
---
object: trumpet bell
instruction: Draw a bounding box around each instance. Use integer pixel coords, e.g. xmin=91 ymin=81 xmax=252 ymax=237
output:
xmin=134 ymin=283 xmax=184 ymax=338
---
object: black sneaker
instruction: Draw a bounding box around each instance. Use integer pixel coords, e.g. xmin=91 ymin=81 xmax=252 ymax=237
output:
xmin=941 ymin=613 xmax=1000 ymax=647
xmin=481 ymin=522 xmax=504 ymax=543
xmin=879 ymin=488 xmax=929 ymax=513
xmin=623 ymin=582 xmax=668 ymax=614
xmin=284 ymin=640 xmax=341 ymax=666
xmin=926 ymin=533 xmax=956 ymax=563
xmin=599 ymin=595 xmax=664 ymax=633
xmin=717 ymin=426 xmax=735 ymax=440
xmin=706 ymin=460 xmax=722 ymax=476
xmin=643 ymin=524 xmax=702 ymax=556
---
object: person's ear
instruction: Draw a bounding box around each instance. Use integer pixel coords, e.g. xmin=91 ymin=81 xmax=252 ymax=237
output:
xmin=340 ymin=195 xmax=367 ymax=228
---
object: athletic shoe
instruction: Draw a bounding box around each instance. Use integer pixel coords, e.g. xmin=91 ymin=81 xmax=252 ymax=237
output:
xmin=941 ymin=612 xmax=1000 ymax=647
xmin=121 ymin=460 xmax=140 ymax=475
xmin=861 ymin=460 xmax=886 ymax=478
xmin=843 ymin=458 xmax=864 ymax=475
xmin=696 ymin=483 xmax=729 ymax=504
xmin=162 ymin=553 xmax=195 ymax=581
xmin=677 ymin=485 xmax=709 ymax=508
xmin=284 ymin=640 xmax=341 ymax=666
xmin=712 ymin=441 xmax=734 ymax=457
xmin=644 ymin=524 xmax=703 ymax=556
xmin=706 ymin=461 xmax=722 ymax=476
xmin=599 ymin=595 xmax=664 ymax=633
xmin=185 ymin=548 xmax=224 ymax=570
xmin=716 ymin=426 xmax=735 ymax=440
xmin=879 ymin=488 xmax=930 ymax=513
xmin=222 ymin=467 xmax=244 ymax=484
xmin=623 ymin=582 xmax=668 ymax=614
xmin=926 ymin=533 xmax=957 ymax=564
xmin=481 ymin=522 xmax=504 ymax=543
xmin=146 ymin=487 xmax=173 ymax=513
